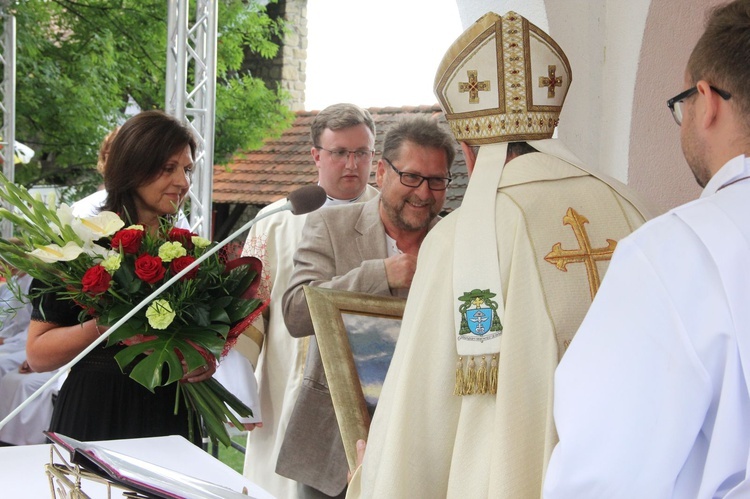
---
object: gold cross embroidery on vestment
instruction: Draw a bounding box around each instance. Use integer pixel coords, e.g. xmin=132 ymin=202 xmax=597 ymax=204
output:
xmin=539 ymin=65 xmax=562 ymax=98
xmin=458 ymin=70 xmax=491 ymax=103
xmin=544 ymin=207 xmax=617 ymax=300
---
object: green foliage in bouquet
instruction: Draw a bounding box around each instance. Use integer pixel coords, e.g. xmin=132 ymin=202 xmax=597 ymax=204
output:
xmin=0 ymin=175 xmax=266 ymax=446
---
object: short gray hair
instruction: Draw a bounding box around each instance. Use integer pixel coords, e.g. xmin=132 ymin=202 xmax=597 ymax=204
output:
xmin=382 ymin=116 xmax=456 ymax=173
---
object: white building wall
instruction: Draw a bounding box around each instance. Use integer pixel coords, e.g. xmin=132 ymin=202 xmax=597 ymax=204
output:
xmin=456 ymin=0 xmax=548 ymax=30
xmin=546 ymin=1 xmax=609 ymax=178
xmin=453 ymin=0 xmax=725 ymax=214
xmin=628 ymin=0 xmax=724 ymax=214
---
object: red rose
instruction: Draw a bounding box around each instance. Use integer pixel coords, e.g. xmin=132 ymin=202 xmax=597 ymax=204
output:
xmin=111 ymin=229 xmax=144 ymax=254
xmin=168 ymin=227 xmax=197 ymax=250
xmin=134 ymin=254 xmax=166 ymax=284
xmin=170 ymin=255 xmax=199 ymax=281
xmin=81 ymin=265 xmax=112 ymax=295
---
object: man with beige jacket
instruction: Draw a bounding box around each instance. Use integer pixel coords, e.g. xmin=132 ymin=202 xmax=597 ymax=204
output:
xmin=280 ymin=115 xmax=455 ymax=498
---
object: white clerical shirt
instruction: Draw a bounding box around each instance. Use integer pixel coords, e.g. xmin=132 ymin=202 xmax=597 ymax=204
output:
xmin=544 ymin=155 xmax=750 ymax=498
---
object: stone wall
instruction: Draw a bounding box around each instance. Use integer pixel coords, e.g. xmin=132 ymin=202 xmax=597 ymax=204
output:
xmin=280 ymin=0 xmax=307 ymax=111
xmin=241 ymin=0 xmax=308 ymax=111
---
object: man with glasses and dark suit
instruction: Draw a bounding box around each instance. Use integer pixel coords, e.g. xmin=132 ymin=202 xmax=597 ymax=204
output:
xmin=545 ymin=1 xmax=750 ymax=496
xmin=279 ymin=115 xmax=455 ymax=498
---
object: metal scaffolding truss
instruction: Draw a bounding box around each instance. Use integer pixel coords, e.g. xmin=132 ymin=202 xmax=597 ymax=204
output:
xmin=0 ymin=9 xmax=15 ymax=238
xmin=0 ymin=3 xmax=217 ymax=238
xmin=166 ymin=0 xmax=218 ymax=239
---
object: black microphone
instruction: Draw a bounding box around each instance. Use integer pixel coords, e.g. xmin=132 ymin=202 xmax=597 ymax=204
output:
xmin=0 ymin=184 xmax=328 ymax=430
xmin=288 ymin=185 xmax=327 ymax=215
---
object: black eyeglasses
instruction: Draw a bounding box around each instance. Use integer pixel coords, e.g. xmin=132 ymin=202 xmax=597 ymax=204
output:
xmin=667 ymin=85 xmax=731 ymax=125
xmin=383 ymin=157 xmax=451 ymax=191
xmin=314 ymin=146 xmax=374 ymax=165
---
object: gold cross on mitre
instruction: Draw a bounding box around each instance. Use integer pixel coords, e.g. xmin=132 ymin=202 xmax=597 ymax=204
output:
xmin=539 ymin=65 xmax=563 ymax=98
xmin=458 ymin=70 xmax=491 ymax=104
xmin=544 ymin=208 xmax=617 ymax=300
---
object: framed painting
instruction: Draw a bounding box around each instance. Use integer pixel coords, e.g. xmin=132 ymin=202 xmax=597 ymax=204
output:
xmin=303 ymin=286 xmax=406 ymax=471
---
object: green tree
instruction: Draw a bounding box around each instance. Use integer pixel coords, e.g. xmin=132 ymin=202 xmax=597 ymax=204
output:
xmin=9 ymin=0 xmax=293 ymax=199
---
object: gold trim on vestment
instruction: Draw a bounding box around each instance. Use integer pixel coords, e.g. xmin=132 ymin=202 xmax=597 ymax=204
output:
xmin=544 ymin=207 xmax=618 ymax=300
xmin=454 ymin=354 xmax=499 ymax=396
xmin=241 ymin=323 xmax=265 ymax=349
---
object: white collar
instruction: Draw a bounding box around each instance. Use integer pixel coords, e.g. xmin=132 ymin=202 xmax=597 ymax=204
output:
xmin=323 ymin=188 xmax=365 ymax=207
xmin=701 ymin=154 xmax=750 ymax=198
xmin=385 ymin=234 xmax=401 ymax=258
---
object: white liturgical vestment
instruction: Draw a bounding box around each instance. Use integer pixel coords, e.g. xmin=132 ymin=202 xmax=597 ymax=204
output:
xmin=349 ymin=153 xmax=647 ymax=498
xmin=544 ymin=155 xmax=750 ymax=498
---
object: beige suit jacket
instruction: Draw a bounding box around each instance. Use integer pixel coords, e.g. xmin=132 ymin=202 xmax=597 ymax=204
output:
xmin=277 ymin=195 xmax=405 ymax=496
xmin=241 ymin=185 xmax=379 ymax=499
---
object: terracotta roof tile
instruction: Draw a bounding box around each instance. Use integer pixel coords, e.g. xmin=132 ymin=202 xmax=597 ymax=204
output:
xmin=213 ymin=104 xmax=468 ymax=212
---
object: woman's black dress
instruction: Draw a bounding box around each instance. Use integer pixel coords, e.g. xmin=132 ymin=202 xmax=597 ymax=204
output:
xmin=32 ymin=280 xmax=200 ymax=444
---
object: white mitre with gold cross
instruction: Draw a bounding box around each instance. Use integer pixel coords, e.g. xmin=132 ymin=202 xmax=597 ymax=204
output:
xmin=434 ymin=11 xmax=571 ymax=145
xmin=436 ymin=11 xmax=575 ymax=396
xmin=436 ymin=12 xmax=649 ymax=397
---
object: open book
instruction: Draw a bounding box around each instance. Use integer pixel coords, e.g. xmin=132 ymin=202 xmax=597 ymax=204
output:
xmin=46 ymin=432 xmax=255 ymax=499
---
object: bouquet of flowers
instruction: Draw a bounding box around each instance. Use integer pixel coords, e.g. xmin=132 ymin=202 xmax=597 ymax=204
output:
xmin=0 ymin=175 xmax=267 ymax=447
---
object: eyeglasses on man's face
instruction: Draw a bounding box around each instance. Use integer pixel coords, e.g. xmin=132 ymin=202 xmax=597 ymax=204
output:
xmin=666 ymin=84 xmax=732 ymax=126
xmin=315 ymin=146 xmax=374 ymax=165
xmin=383 ymin=157 xmax=451 ymax=191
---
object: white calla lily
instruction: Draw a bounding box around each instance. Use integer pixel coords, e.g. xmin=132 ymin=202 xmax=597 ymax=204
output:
xmin=48 ymin=203 xmax=75 ymax=237
xmin=28 ymin=241 xmax=85 ymax=263
xmin=73 ymin=211 xmax=125 ymax=244
xmin=71 ymin=219 xmax=98 ymax=246
xmin=56 ymin=204 xmax=74 ymax=226
xmin=80 ymin=211 xmax=124 ymax=238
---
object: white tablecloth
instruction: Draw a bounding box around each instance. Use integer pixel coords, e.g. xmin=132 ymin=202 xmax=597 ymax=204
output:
xmin=0 ymin=434 xmax=274 ymax=498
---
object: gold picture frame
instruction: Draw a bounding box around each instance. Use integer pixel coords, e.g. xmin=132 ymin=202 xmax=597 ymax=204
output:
xmin=303 ymin=286 xmax=406 ymax=471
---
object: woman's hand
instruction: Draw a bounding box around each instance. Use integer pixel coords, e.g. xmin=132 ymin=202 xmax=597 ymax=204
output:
xmin=181 ymin=359 xmax=216 ymax=383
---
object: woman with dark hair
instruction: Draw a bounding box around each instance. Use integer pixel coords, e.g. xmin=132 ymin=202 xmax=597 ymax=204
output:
xmin=102 ymin=111 xmax=195 ymax=228
xmin=25 ymin=110 xmax=211 ymax=443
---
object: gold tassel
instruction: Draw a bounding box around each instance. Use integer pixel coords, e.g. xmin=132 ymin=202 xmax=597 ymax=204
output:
xmin=489 ymin=354 xmax=499 ymax=395
xmin=464 ymin=356 xmax=476 ymax=395
xmin=476 ymin=356 xmax=488 ymax=394
xmin=454 ymin=356 xmax=465 ymax=396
